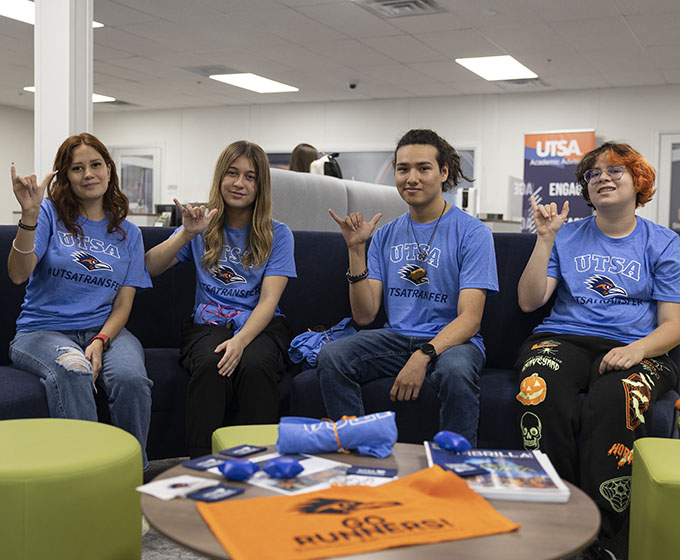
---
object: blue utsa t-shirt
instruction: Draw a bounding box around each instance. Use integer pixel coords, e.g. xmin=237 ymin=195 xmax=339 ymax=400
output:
xmin=174 ymin=220 xmax=296 ymax=331
xmin=16 ymin=199 xmax=152 ymax=332
xmin=367 ymin=206 xmax=498 ymax=356
xmin=535 ymin=216 xmax=680 ymax=344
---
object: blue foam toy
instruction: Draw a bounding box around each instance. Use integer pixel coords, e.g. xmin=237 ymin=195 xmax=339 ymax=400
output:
xmin=434 ymin=430 xmax=472 ymax=453
xmin=263 ymin=456 xmax=304 ymax=479
xmin=218 ymin=458 xmax=259 ymax=480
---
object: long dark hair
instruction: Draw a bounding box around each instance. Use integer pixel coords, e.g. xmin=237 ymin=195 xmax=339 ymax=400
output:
xmin=394 ymin=129 xmax=473 ymax=191
xmin=48 ymin=133 xmax=128 ymax=239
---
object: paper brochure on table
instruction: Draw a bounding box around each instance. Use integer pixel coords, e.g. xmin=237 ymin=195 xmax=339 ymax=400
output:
xmin=424 ymin=441 xmax=570 ymax=503
xmin=209 ymin=452 xmax=396 ymax=495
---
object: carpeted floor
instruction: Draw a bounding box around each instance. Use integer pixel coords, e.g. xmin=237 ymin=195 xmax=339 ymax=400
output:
xmin=142 ymin=457 xmax=211 ymax=560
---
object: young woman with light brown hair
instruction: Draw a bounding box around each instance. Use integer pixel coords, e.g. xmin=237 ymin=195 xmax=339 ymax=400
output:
xmin=145 ymin=140 xmax=296 ymax=457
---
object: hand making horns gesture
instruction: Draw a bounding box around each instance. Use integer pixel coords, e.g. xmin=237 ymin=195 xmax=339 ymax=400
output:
xmin=173 ymin=198 xmax=218 ymax=235
xmin=329 ymin=209 xmax=382 ymax=248
xmin=11 ymin=163 xmax=56 ymax=215
xmin=530 ymin=194 xmax=569 ymax=237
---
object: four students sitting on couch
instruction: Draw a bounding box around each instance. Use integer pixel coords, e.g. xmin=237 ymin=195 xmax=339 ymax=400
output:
xmin=7 ymin=131 xmax=679 ymax=559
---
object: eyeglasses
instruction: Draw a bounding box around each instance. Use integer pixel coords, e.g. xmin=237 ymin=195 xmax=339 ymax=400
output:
xmin=583 ymin=165 xmax=625 ymax=184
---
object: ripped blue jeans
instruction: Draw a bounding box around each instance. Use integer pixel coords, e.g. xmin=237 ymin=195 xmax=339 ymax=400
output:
xmin=10 ymin=327 xmax=152 ymax=468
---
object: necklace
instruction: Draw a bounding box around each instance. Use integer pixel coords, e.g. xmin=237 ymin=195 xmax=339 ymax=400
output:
xmin=408 ymin=201 xmax=447 ymax=262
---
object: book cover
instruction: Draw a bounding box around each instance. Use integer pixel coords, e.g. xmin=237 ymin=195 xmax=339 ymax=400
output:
xmin=424 ymin=442 xmax=570 ymax=503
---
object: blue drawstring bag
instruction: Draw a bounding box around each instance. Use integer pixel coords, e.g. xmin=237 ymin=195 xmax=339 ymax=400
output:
xmin=287 ymin=318 xmax=356 ymax=367
xmin=276 ymin=412 xmax=397 ymax=459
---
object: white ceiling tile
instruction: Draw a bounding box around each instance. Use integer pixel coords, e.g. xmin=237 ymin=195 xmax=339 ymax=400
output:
xmin=301 ymin=2 xmax=402 ymax=39
xmin=602 ymin=70 xmax=667 ymax=87
xmin=94 ymin=26 xmax=181 ymax=58
xmin=541 ymin=74 xmax=610 ymax=90
xmin=362 ymin=35 xmax=448 ymax=64
xmin=106 ymin=0 xmax=223 ymax=21
xmin=625 ymin=13 xmax=680 ymax=47
xmin=523 ymin=0 xmax=613 ymax=22
xmin=661 ymin=70 xmax=680 ymax=84
xmin=550 ymin=17 xmax=637 ymax=51
xmin=305 ymin=39 xmax=396 ymax=67
xmin=416 ymin=28 xmax=505 ymax=58
xmin=613 ymin=0 xmax=680 ymax=16
xmin=583 ymin=47 xmax=651 ymax=71
xmin=386 ymin=12 xmax=470 ymax=34
xmin=93 ymin=1 xmax=158 ymax=26
xmin=453 ymin=80 xmax=505 ymax=95
xmin=223 ymin=7 xmax=347 ymax=44
xmin=444 ymin=0 xmax=543 ymax=28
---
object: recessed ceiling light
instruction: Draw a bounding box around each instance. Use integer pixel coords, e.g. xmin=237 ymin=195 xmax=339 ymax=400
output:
xmin=1 ymin=1 xmax=103 ymax=27
xmin=24 ymin=86 xmax=116 ymax=103
xmin=209 ymin=73 xmax=299 ymax=94
xmin=455 ymin=55 xmax=537 ymax=81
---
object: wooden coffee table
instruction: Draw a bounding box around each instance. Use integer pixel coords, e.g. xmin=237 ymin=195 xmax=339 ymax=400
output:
xmin=141 ymin=443 xmax=600 ymax=559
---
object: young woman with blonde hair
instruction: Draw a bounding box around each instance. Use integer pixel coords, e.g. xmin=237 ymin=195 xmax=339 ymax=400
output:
xmin=146 ymin=140 xmax=296 ymax=457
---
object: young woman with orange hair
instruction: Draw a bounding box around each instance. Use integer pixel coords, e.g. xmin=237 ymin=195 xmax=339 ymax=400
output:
xmin=516 ymin=142 xmax=680 ymax=559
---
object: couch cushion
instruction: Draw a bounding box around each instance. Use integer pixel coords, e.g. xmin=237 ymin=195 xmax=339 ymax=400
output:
xmin=0 ymin=365 xmax=50 ymax=420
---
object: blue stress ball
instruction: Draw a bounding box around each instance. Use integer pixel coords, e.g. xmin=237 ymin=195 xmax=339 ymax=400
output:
xmin=218 ymin=458 xmax=259 ymax=480
xmin=434 ymin=430 xmax=472 ymax=453
xmin=263 ymin=456 xmax=304 ymax=479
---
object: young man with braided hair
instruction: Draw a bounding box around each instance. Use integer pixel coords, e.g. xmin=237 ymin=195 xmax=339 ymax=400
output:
xmin=318 ymin=129 xmax=498 ymax=446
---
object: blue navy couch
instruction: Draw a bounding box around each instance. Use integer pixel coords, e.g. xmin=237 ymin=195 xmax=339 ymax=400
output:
xmin=1 ymin=225 xmax=678 ymax=459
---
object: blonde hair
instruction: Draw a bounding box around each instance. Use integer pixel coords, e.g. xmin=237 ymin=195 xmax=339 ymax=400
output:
xmin=201 ymin=141 xmax=273 ymax=270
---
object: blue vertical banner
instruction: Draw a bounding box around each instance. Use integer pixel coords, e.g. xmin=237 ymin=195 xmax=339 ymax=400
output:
xmin=522 ymin=130 xmax=596 ymax=233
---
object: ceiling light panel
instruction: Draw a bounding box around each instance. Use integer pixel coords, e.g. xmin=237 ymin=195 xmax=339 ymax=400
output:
xmin=455 ymin=55 xmax=538 ymax=81
xmin=209 ymin=73 xmax=299 ymax=94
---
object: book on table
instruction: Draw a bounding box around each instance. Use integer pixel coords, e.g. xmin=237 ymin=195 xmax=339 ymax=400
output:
xmin=424 ymin=441 xmax=570 ymax=503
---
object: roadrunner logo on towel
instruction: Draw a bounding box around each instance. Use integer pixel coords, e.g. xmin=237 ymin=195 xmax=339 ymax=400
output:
xmin=295 ymin=498 xmax=401 ymax=515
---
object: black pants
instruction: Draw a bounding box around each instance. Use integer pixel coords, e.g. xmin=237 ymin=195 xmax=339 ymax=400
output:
xmin=180 ymin=316 xmax=291 ymax=458
xmin=515 ymin=332 xmax=677 ymax=558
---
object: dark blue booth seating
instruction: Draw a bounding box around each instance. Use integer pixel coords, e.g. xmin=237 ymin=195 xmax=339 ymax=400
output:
xmin=1 ymin=225 xmax=678 ymax=459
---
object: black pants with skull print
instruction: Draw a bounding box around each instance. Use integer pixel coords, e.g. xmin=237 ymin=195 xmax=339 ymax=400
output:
xmin=514 ymin=332 xmax=677 ymax=558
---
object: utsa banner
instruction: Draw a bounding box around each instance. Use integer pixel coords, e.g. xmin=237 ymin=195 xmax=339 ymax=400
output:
xmin=522 ymin=130 xmax=596 ymax=233
xmin=197 ymin=466 xmax=520 ymax=560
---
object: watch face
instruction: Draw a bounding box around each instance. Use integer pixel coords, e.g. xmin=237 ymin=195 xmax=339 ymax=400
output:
xmin=420 ymin=343 xmax=436 ymax=358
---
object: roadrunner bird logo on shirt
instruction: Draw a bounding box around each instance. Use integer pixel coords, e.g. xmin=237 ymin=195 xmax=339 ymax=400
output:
xmin=71 ymin=251 xmax=113 ymax=271
xmin=211 ymin=265 xmax=246 ymax=285
xmin=399 ymin=264 xmax=429 ymax=285
xmin=585 ymin=275 xmax=627 ymax=298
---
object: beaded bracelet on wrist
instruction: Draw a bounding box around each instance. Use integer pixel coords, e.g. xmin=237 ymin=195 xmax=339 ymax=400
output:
xmin=346 ymin=268 xmax=369 ymax=284
xmin=18 ymin=219 xmax=37 ymax=231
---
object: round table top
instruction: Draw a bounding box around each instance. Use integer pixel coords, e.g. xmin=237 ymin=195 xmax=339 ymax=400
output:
xmin=142 ymin=443 xmax=600 ymax=560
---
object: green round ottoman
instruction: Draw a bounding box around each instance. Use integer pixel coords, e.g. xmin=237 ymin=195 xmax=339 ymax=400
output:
xmin=0 ymin=418 xmax=143 ymax=560
xmin=211 ymin=424 xmax=278 ymax=453
xmin=629 ymin=437 xmax=680 ymax=560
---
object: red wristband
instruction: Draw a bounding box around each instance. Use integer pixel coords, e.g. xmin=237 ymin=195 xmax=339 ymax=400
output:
xmin=91 ymin=334 xmax=110 ymax=352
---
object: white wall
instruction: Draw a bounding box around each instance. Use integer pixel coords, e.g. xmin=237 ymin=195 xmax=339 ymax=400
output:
xmin=0 ymin=106 xmax=33 ymax=224
xmin=3 ymin=84 xmax=680 ymax=224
